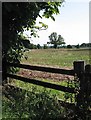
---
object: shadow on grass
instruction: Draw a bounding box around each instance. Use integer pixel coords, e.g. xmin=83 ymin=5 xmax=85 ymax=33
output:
xmin=2 ymin=84 xmax=87 ymax=120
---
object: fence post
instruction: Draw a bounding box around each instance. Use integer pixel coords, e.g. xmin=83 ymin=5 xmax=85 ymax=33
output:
xmin=73 ymin=60 xmax=85 ymax=102
xmin=84 ymin=64 xmax=91 ymax=116
xmin=73 ymin=60 xmax=84 ymax=75
xmin=85 ymin=64 xmax=91 ymax=95
xmin=73 ymin=61 xmax=85 ymax=118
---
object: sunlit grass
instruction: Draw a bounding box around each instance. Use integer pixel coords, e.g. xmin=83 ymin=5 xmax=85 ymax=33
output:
xmin=21 ymin=48 xmax=90 ymax=69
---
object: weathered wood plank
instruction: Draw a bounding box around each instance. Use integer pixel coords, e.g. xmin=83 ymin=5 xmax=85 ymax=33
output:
xmin=6 ymin=73 xmax=76 ymax=93
xmin=6 ymin=62 xmax=74 ymax=76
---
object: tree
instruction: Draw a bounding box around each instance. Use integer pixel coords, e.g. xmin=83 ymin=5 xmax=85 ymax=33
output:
xmin=80 ymin=43 xmax=86 ymax=48
xmin=48 ymin=32 xmax=65 ymax=48
xmin=2 ymin=2 xmax=64 ymax=60
xmin=43 ymin=44 xmax=48 ymax=49
xmin=29 ymin=43 xmax=35 ymax=49
xmin=75 ymin=44 xmax=80 ymax=49
xmin=37 ymin=44 xmax=41 ymax=49
xmin=2 ymin=2 xmax=64 ymax=81
xmin=67 ymin=45 xmax=72 ymax=49
xmin=19 ymin=34 xmax=31 ymax=49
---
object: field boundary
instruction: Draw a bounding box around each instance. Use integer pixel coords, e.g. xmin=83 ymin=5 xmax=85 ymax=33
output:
xmin=2 ymin=60 xmax=91 ymax=117
xmin=5 ymin=62 xmax=76 ymax=93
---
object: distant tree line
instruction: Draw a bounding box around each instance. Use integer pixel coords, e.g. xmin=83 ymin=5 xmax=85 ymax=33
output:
xmin=22 ymin=31 xmax=91 ymax=50
xmin=66 ymin=43 xmax=91 ymax=49
xmin=22 ymin=38 xmax=91 ymax=50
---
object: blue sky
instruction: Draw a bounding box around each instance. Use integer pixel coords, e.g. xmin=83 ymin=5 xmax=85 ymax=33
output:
xmin=24 ymin=0 xmax=89 ymax=45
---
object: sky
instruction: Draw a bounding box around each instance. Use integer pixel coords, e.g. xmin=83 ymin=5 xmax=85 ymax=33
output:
xmin=24 ymin=0 xmax=90 ymax=45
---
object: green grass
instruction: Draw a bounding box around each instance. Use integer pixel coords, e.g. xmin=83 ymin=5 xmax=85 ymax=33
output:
xmin=2 ymin=87 xmax=69 ymax=119
xmin=21 ymin=48 xmax=90 ymax=68
xmin=10 ymin=78 xmax=75 ymax=103
xmin=2 ymin=78 xmax=76 ymax=119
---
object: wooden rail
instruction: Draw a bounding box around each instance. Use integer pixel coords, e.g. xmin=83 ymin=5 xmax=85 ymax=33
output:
xmin=6 ymin=62 xmax=75 ymax=76
xmin=3 ymin=61 xmax=91 ymax=119
xmin=7 ymin=73 xmax=76 ymax=93
xmin=5 ymin=61 xmax=90 ymax=95
xmin=5 ymin=62 xmax=76 ymax=94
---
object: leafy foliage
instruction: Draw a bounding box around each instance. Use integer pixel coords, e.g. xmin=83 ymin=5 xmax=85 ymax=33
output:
xmin=43 ymin=44 xmax=48 ymax=49
xmin=49 ymin=32 xmax=65 ymax=48
xmin=37 ymin=44 xmax=42 ymax=49
xmin=67 ymin=45 xmax=72 ymax=49
xmin=2 ymin=2 xmax=64 ymax=80
xmin=75 ymin=44 xmax=80 ymax=49
xmin=2 ymin=87 xmax=65 ymax=119
xmin=2 ymin=2 xmax=64 ymax=60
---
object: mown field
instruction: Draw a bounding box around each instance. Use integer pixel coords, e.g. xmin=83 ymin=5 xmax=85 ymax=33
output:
xmin=21 ymin=48 xmax=90 ymax=69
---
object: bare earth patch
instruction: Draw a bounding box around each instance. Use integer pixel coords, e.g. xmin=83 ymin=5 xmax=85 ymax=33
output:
xmin=18 ymin=69 xmax=74 ymax=82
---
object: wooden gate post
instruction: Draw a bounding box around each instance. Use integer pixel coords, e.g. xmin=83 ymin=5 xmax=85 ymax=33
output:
xmin=73 ymin=60 xmax=84 ymax=75
xmin=73 ymin=61 xmax=85 ymax=118
xmin=73 ymin=60 xmax=85 ymax=103
xmin=84 ymin=64 xmax=91 ymax=114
